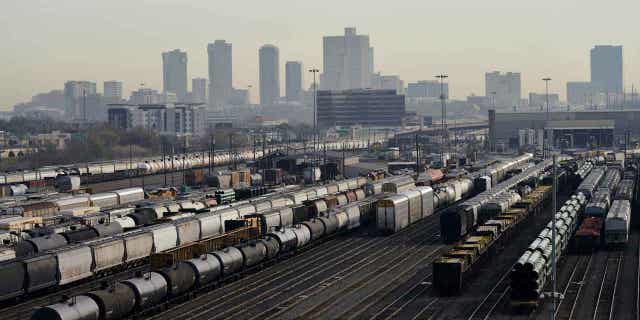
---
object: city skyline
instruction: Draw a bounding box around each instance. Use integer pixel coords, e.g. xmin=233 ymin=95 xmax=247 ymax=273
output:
xmin=2 ymin=0 xmax=640 ymax=109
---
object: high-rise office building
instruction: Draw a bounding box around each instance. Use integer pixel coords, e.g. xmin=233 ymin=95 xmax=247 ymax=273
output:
xmin=485 ymin=71 xmax=521 ymax=109
xmin=285 ymin=61 xmax=303 ymax=102
xmin=103 ymin=81 xmax=123 ymax=102
xmin=259 ymin=44 xmax=280 ymax=106
xmin=317 ymin=89 xmax=405 ymax=127
xmin=207 ymin=40 xmax=233 ymax=106
xmin=590 ymin=45 xmax=623 ymax=95
xmin=162 ymin=49 xmax=188 ymax=101
xmin=321 ymin=27 xmax=372 ymax=90
xmin=64 ymin=81 xmax=97 ymax=120
xmin=191 ymin=78 xmax=208 ymax=104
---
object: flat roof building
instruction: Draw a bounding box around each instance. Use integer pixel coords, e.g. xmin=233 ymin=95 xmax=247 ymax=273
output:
xmin=317 ymin=89 xmax=405 ymax=128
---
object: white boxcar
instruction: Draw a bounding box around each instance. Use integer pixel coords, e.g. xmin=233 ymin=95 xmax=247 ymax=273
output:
xmin=87 ymin=237 xmax=125 ymax=272
xmin=55 ymin=196 xmax=90 ymax=210
xmin=605 ymin=200 xmax=631 ymax=245
xmin=197 ymin=213 xmax=223 ymax=238
xmin=402 ymin=189 xmax=423 ymax=224
xmin=413 ymin=186 xmax=434 ymax=218
xmin=377 ymin=195 xmax=409 ymax=233
xmin=174 ymin=217 xmax=201 ymax=245
xmin=114 ymin=188 xmax=145 ymax=205
xmin=89 ymin=192 xmax=119 ymax=208
xmin=55 ymin=245 xmax=94 ymax=285
xmin=148 ymin=224 xmax=178 ymax=253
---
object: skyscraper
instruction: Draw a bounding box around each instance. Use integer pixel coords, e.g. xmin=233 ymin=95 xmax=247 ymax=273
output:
xmin=590 ymin=45 xmax=623 ymax=95
xmin=485 ymin=71 xmax=521 ymax=109
xmin=285 ymin=61 xmax=303 ymax=102
xmin=321 ymin=27 xmax=372 ymax=90
xmin=103 ymin=80 xmax=123 ymax=102
xmin=162 ymin=49 xmax=188 ymax=101
xmin=207 ymin=40 xmax=233 ymax=106
xmin=64 ymin=81 xmax=97 ymax=120
xmin=259 ymin=44 xmax=280 ymax=106
xmin=192 ymin=78 xmax=208 ymax=104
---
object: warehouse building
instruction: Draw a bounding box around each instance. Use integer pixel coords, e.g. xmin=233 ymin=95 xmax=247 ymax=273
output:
xmin=491 ymin=110 xmax=640 ymax=149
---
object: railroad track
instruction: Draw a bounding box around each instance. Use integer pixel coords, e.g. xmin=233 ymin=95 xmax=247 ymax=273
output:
xmin=465 ymin=262 xmax=514 ymax=320
xmin=204 ymin=222 xmax=440 ymax=320
xmin=593 ymin=251 xmax=623 ymax=320
xmin=555 ymin=254 xmax=594 ymax=320
xmin=356 ymin=270 xmax=436 ymax=320
xmin=145 ymin=229 xmax=370 ymax=320
xmin=4 ymin=264 xmax=149 ymax=320
xmin=274 ymin=233 xmax=445 ymax=319
xmin=149 ymin=215 xmax=442 ymax=320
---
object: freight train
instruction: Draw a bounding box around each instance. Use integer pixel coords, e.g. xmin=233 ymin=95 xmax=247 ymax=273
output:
xmin=440 ymin=158 xmax=553 ymax=243
xmin=573 ymin=166 xmax=625 ymax=251
xmin=0 ymin=139 xmax=378 ymax=186
xmin=4 ymin=187 xmax=145 ymax=218
xmin=434 ymin=184 xmax=552 ymax=295
xmin=30 ymin=182 xmax=402 ymax=320
xmin=0 ymin=176 xmax=376 ymax=303
xmin=510 ymin=190 xmax=588 ymax=307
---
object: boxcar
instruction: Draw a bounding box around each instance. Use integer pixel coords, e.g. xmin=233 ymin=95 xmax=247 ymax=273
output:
xmin=55 ymin=245 xmax=94 ymax=285
xmin=376 ymin=195 xmax=410 ymax=234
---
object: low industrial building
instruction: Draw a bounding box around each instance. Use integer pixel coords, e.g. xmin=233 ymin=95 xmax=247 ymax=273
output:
xmin=490 ymin=109 xmax=640 ymax=149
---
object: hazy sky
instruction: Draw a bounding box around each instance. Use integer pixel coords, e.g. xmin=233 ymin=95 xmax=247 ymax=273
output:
xmin=1 ymin=0 xmax=639 ymax=109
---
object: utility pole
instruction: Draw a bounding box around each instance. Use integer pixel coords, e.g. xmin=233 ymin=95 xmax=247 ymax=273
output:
xmin=415 ymin=133 xmax=420 ymax=174
xmin=182 ymin=137 xmax=187 ymax=186
xmin=550 ymin=154 xmax=559 ymax=318
xmin=82 ymin=89 xmax=87 ymax=124
xmin=435 ymin=74 xmax=448 ymax=168
xmin=309 ymin=68 xmax=320 ymax=166
xmin=543 ymin=77 xmax=552 ymax=159
xmin=490 ymin=91 xmax=497 ymax=152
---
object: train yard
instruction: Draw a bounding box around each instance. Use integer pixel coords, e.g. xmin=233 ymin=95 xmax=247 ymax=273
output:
xmin=3 ymin=150 xmax=640 ymax=320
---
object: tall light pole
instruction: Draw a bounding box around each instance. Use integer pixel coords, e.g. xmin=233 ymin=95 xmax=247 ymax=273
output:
xmin=543 ymin=77 xmax=552 ymax=159
xmin=435 ymin=74 xmax=448 ymax=168
xmin=309 ymin=68 xmax=320 ymax=164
